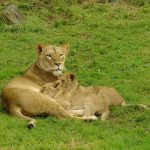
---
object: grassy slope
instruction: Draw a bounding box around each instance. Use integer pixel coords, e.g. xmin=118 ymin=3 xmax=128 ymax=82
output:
xmin=0 ymin=1 xmax=150 ymax=149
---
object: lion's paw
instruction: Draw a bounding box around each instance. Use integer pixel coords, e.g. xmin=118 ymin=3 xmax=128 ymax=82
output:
xmin=83 ymin=115 xmax=98 ymax=122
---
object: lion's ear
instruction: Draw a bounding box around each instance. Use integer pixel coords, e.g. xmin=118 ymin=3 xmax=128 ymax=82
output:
xmin=69 ymin=74 xmax=75 ymax=81
xmin=60 ymin=44 xmax=70 ymax=55
xmin=37 ymin=44 xmax=44 ymax=54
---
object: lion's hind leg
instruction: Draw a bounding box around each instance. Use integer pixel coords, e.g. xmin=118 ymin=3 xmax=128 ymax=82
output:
xmin=9 ymin=106 xmax=36 ymax=130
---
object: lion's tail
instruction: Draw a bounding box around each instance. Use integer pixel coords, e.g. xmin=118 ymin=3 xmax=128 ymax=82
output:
xmin=121 ymin=102 xmax=150 ymax=110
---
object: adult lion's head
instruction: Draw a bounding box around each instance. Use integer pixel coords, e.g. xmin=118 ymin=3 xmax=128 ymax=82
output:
xmin=36 ymin=44 xmax=69 ymax=77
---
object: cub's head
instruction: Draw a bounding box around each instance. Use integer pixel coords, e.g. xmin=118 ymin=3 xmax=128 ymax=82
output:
xmin=40 ymin=80 xmax=63 ymax=98
xmin=58 ymin=73 xmax=78 ymax=92
xmin=36 ymin=44 xmax=70 ymax=77
xmin=41 ymin=73 xmax=78 ymax=98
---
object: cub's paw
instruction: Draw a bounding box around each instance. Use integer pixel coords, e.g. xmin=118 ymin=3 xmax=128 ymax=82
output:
xmin=84 ymin=116 xmax=98 ymax=122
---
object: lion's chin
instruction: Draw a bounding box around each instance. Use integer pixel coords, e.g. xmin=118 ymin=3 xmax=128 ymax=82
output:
xmin=52 ymin=70 xmax=62 ymax=77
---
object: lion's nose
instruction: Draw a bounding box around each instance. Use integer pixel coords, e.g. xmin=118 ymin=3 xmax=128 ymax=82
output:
xmin=54 ymin=63 xmax=61 ymax=67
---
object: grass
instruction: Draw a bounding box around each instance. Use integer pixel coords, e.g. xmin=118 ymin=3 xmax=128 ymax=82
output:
xmin=0 ymin=0 xmax=150 ymax=149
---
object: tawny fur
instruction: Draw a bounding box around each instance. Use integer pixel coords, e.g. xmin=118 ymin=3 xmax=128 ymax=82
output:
xmin=41 ymin=73 xmax=149 ymax=121
xmin=1 ymin=44 xmax=95 ymax=129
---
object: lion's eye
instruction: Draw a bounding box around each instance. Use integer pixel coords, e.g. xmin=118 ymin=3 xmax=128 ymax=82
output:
xmin=60 ymin=54 xmax=63 ymax=57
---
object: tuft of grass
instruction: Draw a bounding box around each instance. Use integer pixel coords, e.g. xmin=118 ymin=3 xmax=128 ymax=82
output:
xmin=0 ymin=1 xmax=150 ymax=149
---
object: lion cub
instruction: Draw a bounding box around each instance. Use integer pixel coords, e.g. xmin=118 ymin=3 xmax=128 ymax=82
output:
xmin=40 ymin=73 xmax=128 ymax=121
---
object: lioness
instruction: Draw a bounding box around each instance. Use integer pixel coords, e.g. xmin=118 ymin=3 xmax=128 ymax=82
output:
xmin=1 ymin=44 xmax=94 ymax=129
xmin=41 ymin=73 xmax=149 ymax=121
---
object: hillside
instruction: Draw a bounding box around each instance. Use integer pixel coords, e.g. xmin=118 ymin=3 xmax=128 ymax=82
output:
xmin=0 ymin=1 xmax=150 ymax=149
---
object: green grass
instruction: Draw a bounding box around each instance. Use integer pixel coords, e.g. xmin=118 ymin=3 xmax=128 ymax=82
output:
xmin=0 ymin=0 xmax=150 ymax=149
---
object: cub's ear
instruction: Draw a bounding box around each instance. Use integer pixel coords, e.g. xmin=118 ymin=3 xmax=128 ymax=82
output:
xmin=52 ymin=81 xmax=61 ymax=88
xmin=40 ymin=86 xmax=46 ymax=93
xmin=60 ymin=44 xmax=70 ymax=55
xmin=37 ymin=44 xmax=44 ymax=54
xmin=69 ymin=73 xmax=75 ymax=81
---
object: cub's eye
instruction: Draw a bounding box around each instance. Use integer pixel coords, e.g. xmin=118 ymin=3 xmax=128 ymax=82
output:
xmin=60 ymin=54 xmax=63 ymax=57
xmin=46 ymin=54 xmax=52 ymax=58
